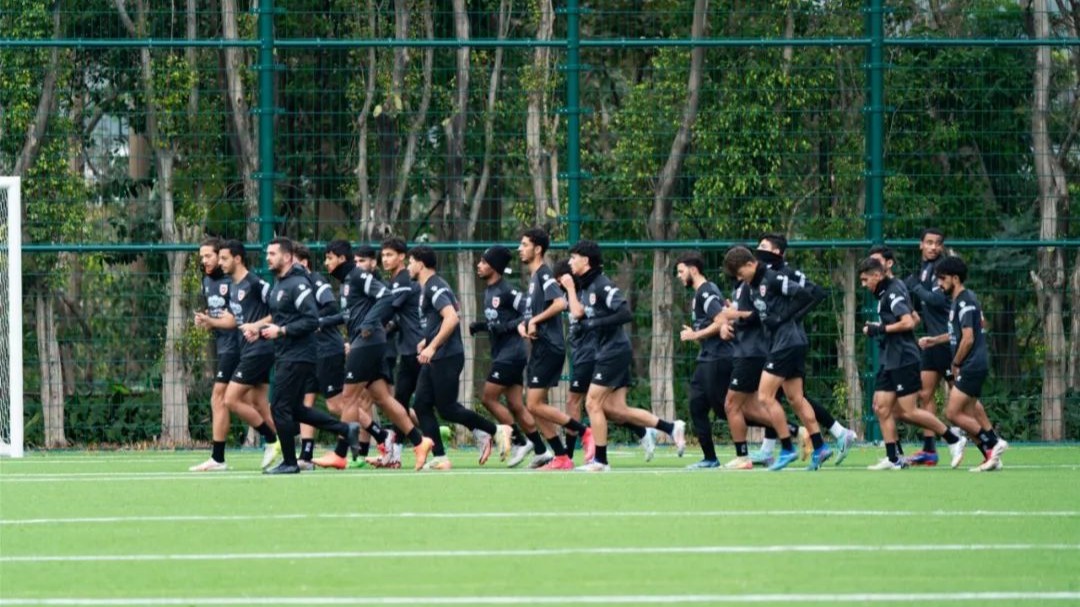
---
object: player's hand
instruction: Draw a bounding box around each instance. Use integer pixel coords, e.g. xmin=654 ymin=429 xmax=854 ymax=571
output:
xmin=557 ymin=274 xmax=575 ymax=291
xmin=194 ymin=312 xmax=208 ymax=328
xmin=418 ymin=345 xmax=437 ymax=364
xmin=951 ymin=364 xmax=960 ymax=379
xmin=526 ymin=319 xmax=538 ymax=339
xmin=241 ymin=323 xmax=260 ymax=342
xmin=344 ymin=341 xmax=351 ymax=355
xmin=719 ymin=322 xmax=734 ymax=341
xmin=260 ymin=324 xmax=283 ymax=340
xmin=416 ymin=339 xmax=427 ymax=354
xmin=679 ymin=325 xmax=697 ymax=342
xmin=468 ymin=321 xmax=485 ymax=336
xmin=917 ymin=336 xmax=932 ymax=350
xmin=517 ymin=322 xmax=529 ymax=339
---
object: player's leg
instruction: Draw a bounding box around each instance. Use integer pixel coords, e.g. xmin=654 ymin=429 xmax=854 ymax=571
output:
xmin=868 ymin=388 xmax=904 ymax=470
xmin=688 ymin=362 xmax=719 ymax=468
xmin=191 ymin=354 xmax=237 ymax=472
xmin=757 ymin=370 xmax=800 ymax=470
xmin=365 ymin=377 xmax=433 ymax=468
xmin=429 ymin=354 xmax=509 ymax=465
xmin=579 ymin=382 xmax=613 ymax=471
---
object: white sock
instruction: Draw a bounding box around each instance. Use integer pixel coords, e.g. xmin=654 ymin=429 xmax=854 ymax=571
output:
xmin=759 ymin=438 xmax=777 ymax=455
xmin=829 ymin=422 xmax=847 ymax=440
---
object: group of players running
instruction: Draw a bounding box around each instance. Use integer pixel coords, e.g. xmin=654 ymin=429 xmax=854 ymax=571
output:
xmin=188 ymin=226 xmax=1008 ymax=474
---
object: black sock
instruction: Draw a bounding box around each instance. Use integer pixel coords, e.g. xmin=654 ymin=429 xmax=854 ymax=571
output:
xmin=763 ymin=426 xmax=778 ymax=440
xmin=922 ymin=436 xmax=936 ymax=452
xmin=511 ymin=426 xmax=527 ymax=446
xmin=334 ymin=437 xmax=349 ymax=458
xmin=546 ymin=435 xmax=567 ymax=456
xmin=365 ymin=422 xmax=388 ymax=444
xmin=407 ymin=427 xmax=425 ymax=447
xmin=977 ymin=429 xmax=999 ymax=449
xmin=701 ymin=438 xmax=717 ymax=462
xmin=255 ymin=423 xmax=277 ymax=444
xmin=527 ymin=431 xmax=547 ymax=455
xmin=300 ymin=439 xmax=314 ymax=461
xmin=975 ymin=440 xmax=988 ymax=458
xmin=279 ymin=432 xmax=297 ymax=466
xmin=626 ymin=424 xmax=646 ymax=440
xmin=357 ymin=441 xmax=371 ymax=457
xmin=886 ymin=442 xmax=898 ymax=463
xmin=564 ymin=419 xmax=588 ymax=434
xmin=211 ymin=441 xmax=226 ymax=463
xmin=780 ymin=437 xmax=794 ymax=452
xmin=941 ymin=428 xmax=960 ymax=445
xmin=735 ymin=441 xmax=748 ymax=457
xmin=566 ymin=434 xmax=578 ymax=459
xmin=810 ymin=432 xmax=824 ymax=450
xmin=655 ymin=419 xmax=675 ymax=435
xmin=595 ymin=444 xmax=608 ymax=464
xmin=394 ymin=425 xmax=406 ymax=444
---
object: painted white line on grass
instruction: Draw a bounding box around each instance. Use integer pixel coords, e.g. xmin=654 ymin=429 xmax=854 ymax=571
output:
xmin=2 ymin=592 xmax=1080 ymax=605
xmin=2 ymin=509 xmax=1076 ymax=527
xmin=2 ymin=543 xmax=1077 ymax=564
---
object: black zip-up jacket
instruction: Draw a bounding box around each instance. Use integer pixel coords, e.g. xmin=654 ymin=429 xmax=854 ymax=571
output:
xmin=267 ymin=263 xmax=319 ymax=363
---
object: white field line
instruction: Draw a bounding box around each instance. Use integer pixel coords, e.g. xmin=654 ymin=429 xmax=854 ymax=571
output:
xmin=2 ymin=464 xmax=1079 ymax=483
xmin=2 ymin=543 xmax=1077 ymax=564
xmin=1 ymin=509 xmax=1076 ymax=527
xmin=2 ymin=592 xmax=1080 ymax=605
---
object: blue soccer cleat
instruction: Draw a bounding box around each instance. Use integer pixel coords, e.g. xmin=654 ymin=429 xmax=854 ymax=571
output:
xmin=686 ymin=459 xmax=720 ymax=470
xmin=907 ymin=450 xmax=939 ymax=467
xmin=807 ymin=445 xmax=833 ymax=471
xmin=767 ymin=449 xmax=799 ymax=471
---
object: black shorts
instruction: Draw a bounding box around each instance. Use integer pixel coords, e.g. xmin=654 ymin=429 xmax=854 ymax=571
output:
xmin=231 ymin=353 xmax=274 ymax=386
xmin=487 ymin=360 xmax=525 ymax=387
xmin=730 ymin=357 xmax=765 ymax=394
xmin=527 ymin=343 xmax=565 ymax=389
xmin=345 ymin=343 xmax=392 ymax=385
xmin=691 ymin=358 xmax=732 ymax=410
xmin=764 ymin=346 xmax=806 ymax=380
xmin=385 ymin=354 xmax=398 ymax=384
xmin=214 ymin=352 xmax=241 ymax=385
xmin=394 ymin=354 xmax=421 ymax=408
xmin=920 ymin=344 xmax=954 ymax=380
xmin=315 ymin=353 xmax=345 ymax=398
xmin=591 ymin=350 xmax=632 ymax=390
xmin=954 ymin=369 xmax=988 ymax=399
xmin=569 ymin=360 xmax=595 ymax=394
xmin=875 ymin=363 xmax=921 ymax=397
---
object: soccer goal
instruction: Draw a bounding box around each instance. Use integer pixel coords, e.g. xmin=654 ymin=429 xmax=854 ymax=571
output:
xmin=0 ymin=177 xmax=24 ymax=457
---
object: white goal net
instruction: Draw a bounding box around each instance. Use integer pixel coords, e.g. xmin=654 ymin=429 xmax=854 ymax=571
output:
xmin=0 ymin=177 xmax=24 ymax=457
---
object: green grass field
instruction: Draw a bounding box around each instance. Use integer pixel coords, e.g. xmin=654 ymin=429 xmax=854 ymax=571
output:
xmin=1 ymin=444 xmax=1078 ymax=606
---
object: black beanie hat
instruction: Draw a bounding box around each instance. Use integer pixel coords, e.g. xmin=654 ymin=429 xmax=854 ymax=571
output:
xmin=482 ymin=246 xmax=513 ymax=275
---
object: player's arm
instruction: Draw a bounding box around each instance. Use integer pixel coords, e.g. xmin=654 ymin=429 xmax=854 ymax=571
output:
xmin=202 ymin=311 xmax=237 ymax=330
xmin=918 ymin=332 xmax=950 ymax=349
xmin=951 ymin=325 xmax=975 ymax=369
xmin=683 ymin=293 xmax=725 ymax=342
xmin=581 ymin=286 xmax=631 ymax=330
xmin=558 ymin=274 xmax=585 ymax=320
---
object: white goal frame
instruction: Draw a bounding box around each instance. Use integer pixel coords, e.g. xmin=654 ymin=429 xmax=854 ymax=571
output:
xmin=1 ymin=177 xmax=24 ymax=458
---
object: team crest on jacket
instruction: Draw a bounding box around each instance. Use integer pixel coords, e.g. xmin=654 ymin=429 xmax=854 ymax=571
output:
xmin=759 ymin=285 xmax=767 ymax=297
xmin=219 ymin=284 xmax=228 ymax=296
xmin=492 ymin=296 xmax=500 ymax=308
xmin=343 ymin=285 xmax=350 ymax=297
xmin=589 ymin=292 xmax=597 ymax=305
xmin=237 ymin=289 xmax=247 ymax=301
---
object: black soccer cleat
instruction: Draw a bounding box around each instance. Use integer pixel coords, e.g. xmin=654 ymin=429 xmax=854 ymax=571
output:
xmin=263 ymin=463 xmax=301 ymax=475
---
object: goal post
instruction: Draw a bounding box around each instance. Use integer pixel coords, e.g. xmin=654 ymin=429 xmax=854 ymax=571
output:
xmin=0 ymin=176 xmax=24 ymax=458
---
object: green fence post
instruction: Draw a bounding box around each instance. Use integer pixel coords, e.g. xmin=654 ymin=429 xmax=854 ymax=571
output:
xmin=257 ymin=0 xmax=276 ymax=248
xmin=564 ymin=0 xmax=583 ymax=245
xmin=863 ymin=0 xmax=886 ymax=442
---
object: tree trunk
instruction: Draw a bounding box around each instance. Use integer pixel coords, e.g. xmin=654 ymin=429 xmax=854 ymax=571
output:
xmin=526 ymin=0 xmax=555 ymax=225
xmin=36 ymin=292 xmax=66 ymax=448
xmin=391 ymin=0 xmax=434 ymax=229
xmin=1031 ymin=0 xmax=1067 ymax=441
xmin=355 ymin=0 xmax=378 ymax=239
xmin=833 ymin=250 xmax=863 ymax=435
xmin=647 ymin=0 xmax=707 ymax=419
xmin=455 ymin=251 xmax=478 ymax=416
xmin=1069 ymin=251 xmax=1080 ymax=392
xmin=221 ymin=0 xmax=259 ymax=243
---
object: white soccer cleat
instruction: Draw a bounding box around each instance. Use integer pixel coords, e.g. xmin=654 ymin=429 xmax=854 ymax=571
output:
xmin=297 ymin=460 xmax=315 ymax=471
xmin=971 ymin=455 xmax=1003 ymax=473
xmin=867 ymin=457 xmax=905 ymax=471
xmin=507 ymin=440 xmax=533 ymax=468
xmin=527 ymin=452 xmax=555 ymax=469
xmin=382 ymin=430 xmax=397 ymax=463
xmin=261 ymin=439 xmax=282 ymax=470
xmin=189 ymin=458 xmax=227 ymax=472
xmin=672 ymin=420 xmax=687 ymax=457
xmin=990 ymin=438 xmax=1009 ymax=461
xmin=575 ymin=460 xmax=611 ymax=473
xmin=641 ymin=427 xmax=658 ymax=462
xmin=495 ymin=425 xmax=513 ymax=461
xmin=948 ymin=436 xmax=967 ymax=469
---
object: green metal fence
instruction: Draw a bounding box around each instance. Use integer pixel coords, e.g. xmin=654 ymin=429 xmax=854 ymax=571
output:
xmin=2 ymin=0 xmax=1078 ymax=448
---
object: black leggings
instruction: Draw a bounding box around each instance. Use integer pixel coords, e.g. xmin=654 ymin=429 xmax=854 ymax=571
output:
xmin=413 ymin=353 xmax=497 ymax=457
xmin=271 ymin=361 xmax=350 ymax=464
